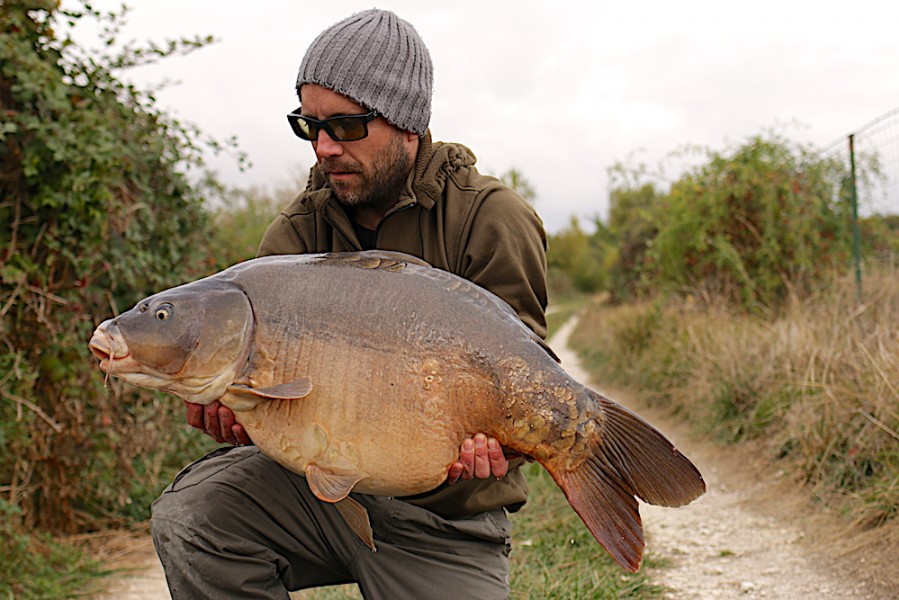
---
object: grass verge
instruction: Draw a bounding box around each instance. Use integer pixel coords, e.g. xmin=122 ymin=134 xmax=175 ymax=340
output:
xmin=508 ymin=463 xmax=665 ymax=599
xmin=0 ymin=500 xmax=107 ymax=599
xmin=569 ymin=268 xmax=899 ymax=528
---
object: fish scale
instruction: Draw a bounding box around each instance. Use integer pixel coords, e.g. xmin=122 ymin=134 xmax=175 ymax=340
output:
xmin=89 ymin=250 xmax=705 ymax=571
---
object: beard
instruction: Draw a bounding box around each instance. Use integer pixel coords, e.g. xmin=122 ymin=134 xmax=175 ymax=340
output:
xmin=320 ymin=133 xmax=413 ymax=212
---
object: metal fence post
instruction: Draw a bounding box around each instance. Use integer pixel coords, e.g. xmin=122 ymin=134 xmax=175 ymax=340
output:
xmin=848 ymin=134 xmax=863 ymax=301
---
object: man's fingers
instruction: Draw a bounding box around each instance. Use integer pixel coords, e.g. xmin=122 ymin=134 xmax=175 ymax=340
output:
xmin=184 ymin=401 xmax=204 ymax=430
xmin=460 ymin=438 xmax=475 ymax=480
xmin=473 ymin=434 xmax=491 ymax=479
xmin=487 ymin=438 xmax=508 ymax=479
xmin=184 ymin=400 xmax=251 ymax=446
xmin=447 ymin=462 xmax=464 ymax=484
xmin=201 ymin=402 xmax=224 ymax=443
xmin=231 ymin=423 xmax=253 ymax=446
xmin=217 ymin=405 xmax=238 ymax=444
xmin=448 ymin=435 xmax=510 ymax=484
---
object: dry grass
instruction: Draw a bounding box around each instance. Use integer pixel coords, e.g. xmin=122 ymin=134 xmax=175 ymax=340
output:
xmin=570 ymin=268 xmax=899 ymax=528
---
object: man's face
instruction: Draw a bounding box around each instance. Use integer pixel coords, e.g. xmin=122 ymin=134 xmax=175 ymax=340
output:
xmin=299 ymin=84 xmax=419 ymax=211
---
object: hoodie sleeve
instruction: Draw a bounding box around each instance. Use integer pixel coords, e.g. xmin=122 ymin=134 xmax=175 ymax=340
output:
xmin=256 ymin=213 xmax=310 ymax=257
xmin=458 ymin=185 xmax=549 ymax=339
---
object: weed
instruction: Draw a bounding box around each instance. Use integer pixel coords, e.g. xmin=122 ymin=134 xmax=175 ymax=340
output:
xmin=0 ymin=500 xmax=107 ymax=599
xmin=569 ymin=268 xmax=899 ymax=527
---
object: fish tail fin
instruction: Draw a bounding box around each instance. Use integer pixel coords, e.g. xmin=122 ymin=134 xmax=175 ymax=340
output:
xmin=548 ymin=389 xmax=705 ymax=572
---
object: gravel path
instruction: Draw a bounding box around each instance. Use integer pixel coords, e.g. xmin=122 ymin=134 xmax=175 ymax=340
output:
xmin=551 ymin=316 xmax=896 ymax=600
xmin=99 ymin=315 xmax=897 ymax=599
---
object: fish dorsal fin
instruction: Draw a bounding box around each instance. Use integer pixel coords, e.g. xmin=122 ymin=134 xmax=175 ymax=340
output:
xmin=305 ymin=463 xmax=367 ymax=503
xmin=324 ymin=251 xmax=557 ymax=359
xmin=324 ymin=250 xmax=431 ymax=271
xmin=334 ymin=496 xmax=377 ymax=552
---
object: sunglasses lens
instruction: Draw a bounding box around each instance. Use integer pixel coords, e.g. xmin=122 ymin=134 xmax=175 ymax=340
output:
xmin=328 ymin=117 xmax=367 ymax=141
xmin=287 ymin=110 xmax=375 ymax=142
xmin=289 ymin=115 xmax=317 ymax=141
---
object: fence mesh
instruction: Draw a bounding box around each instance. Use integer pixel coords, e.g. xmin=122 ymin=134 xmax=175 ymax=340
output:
xmin=822 ymin=106 xmax=899 ymax=217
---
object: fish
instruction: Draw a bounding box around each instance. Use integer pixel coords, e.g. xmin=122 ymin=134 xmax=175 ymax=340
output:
xmin=88 ymin=250 xmax=705 ymax=572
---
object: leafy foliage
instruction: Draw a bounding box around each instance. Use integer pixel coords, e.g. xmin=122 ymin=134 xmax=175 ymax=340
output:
xmin=645 ymin=134 xmax=854 ymax=309
xmin=1 ymin=1 xmax=219 ymax=533
xmin=600 ymin=132 xmax=899 ymax=315
xmin=206 ymin=175 xmax=308 ymax=267
xmin=552 ymin=132 xmax=877 ymax=312
xmin=547 ymin=217 xmax=607 ymax=295
xmin=499 ymin=167 xmax=537 ymax=205
xmin=604 ymin=181 xmax=661 ymax=303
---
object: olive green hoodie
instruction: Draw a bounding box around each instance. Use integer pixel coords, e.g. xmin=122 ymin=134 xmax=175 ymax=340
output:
xmin=256 ymin=132 xmax=548 ymax=517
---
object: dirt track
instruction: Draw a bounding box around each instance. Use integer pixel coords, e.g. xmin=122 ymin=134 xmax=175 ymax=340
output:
xmin=552 ymin=317 xmax=898 ymax=600
xmin=99 ymin=316 xmax=898 ymax=599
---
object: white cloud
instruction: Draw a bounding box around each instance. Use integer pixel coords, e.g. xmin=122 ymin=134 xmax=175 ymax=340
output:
xmin=63 ymin=0 xmax=899 ymax=232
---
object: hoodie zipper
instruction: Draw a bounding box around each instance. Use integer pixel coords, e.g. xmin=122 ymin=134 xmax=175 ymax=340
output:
xmin=322 ymin=198 xmax=418 ymax=251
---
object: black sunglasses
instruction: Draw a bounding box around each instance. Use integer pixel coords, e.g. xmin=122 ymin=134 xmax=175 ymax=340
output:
xmin=286 ymin=107 xmax=379 ymax=142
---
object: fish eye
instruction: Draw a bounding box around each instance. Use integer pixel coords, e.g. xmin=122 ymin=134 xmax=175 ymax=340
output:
xmin=154 ymin=303 xmax=175 ymax=321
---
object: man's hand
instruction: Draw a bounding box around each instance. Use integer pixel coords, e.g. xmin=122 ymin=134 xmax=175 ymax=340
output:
xmin=184 ymin=400 xmax=252 ymax=446
xmin=446 ymin=433 xmax=508 ymax=484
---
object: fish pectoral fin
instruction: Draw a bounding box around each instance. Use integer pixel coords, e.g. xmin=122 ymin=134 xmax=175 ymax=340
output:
xmin=226 ymin=377 xmax=313 ymax=402
xmin=334 ymin=496 xmax=377 ymax=552
xmin=305 ymin=463 xmax=367 ymax=503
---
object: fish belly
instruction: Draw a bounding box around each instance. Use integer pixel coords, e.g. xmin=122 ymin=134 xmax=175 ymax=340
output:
xmin=234 ymin=341 xmax=497 ymax=497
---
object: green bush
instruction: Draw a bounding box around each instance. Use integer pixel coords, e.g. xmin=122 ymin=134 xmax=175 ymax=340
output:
xmin=605 ymin=181 xmax=661 ymax=303
xmin=645 ymin=134 xmax=854 ymax=310
xmin=1 ymin=1 xmax=219 ymax=532
xmin=547 ymin=217 xmax=607 ymax=293
xmin=206 ymin=179 xmax=307 ymax=267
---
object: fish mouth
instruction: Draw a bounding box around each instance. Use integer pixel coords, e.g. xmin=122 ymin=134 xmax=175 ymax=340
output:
xmin=89 ymin=339 xmax=116 ymax=372
xmin=89 ymin=325 xmax=138 ymax=374
xmin=89 ymin=338 xmax=119 ymax=373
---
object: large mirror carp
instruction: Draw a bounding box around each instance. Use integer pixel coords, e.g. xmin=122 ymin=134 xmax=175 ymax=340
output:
xmin=89 ymin=251 xmax=705 ymax=571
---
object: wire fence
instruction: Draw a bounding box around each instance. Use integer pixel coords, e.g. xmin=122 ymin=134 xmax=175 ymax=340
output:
xmin=820 ymin=105 xmax=899 ymax=296
xmin=822 ymin=105 xmax=899 ymax=217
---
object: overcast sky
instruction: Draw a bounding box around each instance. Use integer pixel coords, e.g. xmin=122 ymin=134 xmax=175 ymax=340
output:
xmin=66 ymin=0 xmax=899 ymax=233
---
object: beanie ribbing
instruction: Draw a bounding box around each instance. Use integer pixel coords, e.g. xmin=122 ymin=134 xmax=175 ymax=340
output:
xmin=297 ymin=9 xmax=433 ymax=135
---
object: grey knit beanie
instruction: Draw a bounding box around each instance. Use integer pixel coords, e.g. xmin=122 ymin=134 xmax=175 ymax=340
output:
xmin=297 ymin=9 xmax=433 ymax=135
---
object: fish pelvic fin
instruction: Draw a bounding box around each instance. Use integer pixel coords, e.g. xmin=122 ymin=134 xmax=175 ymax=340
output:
xmin=334 ymin=496 xmax=377 ymax=552
xmin=305 ymin=464 xmax=367 ymax=503
xmin=548 ymin=389 xmax=706 ymax=572
xmin=224 ymin=377 xmax=313 ymax=410
xmin=307 ymin=466 xmax=377 ymax=551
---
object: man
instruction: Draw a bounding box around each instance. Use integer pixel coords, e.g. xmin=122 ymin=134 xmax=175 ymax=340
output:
xmin=151 ymin=9 xmax=547 ymax=599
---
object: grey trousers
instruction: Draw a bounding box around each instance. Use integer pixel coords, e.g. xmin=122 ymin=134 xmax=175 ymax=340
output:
xmin=151 ymin=446 xmax=512 ymax=600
